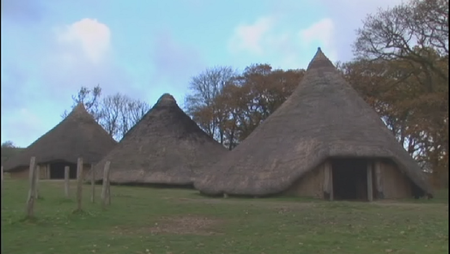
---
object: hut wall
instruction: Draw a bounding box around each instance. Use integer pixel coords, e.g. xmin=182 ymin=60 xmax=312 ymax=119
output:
xmin=9 ymin=167 xmax=29 ymax=179
xmin=40 ymin=164 xmax=50 ymax=179
xmin=284 ymin=162 xmax=325 ymax=198
xmin=284 ymin=159 xmax=414 ymax=200
xmin=8 ymin=163 xmax=92 ymax=180
xmin=378 ymin=160 xmax=413 ymax=199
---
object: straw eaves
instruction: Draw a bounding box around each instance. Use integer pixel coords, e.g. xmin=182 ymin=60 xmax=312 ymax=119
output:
xmin=3 ymin=103 xmax=117 ymax=171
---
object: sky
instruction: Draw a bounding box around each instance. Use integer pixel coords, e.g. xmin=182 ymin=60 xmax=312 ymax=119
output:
xmin=1 ymin=0 xmax=404 ymax=147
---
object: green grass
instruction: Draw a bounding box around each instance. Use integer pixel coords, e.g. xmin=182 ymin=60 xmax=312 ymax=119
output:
xmin=1 ymin=180 xmax=448 ymax=254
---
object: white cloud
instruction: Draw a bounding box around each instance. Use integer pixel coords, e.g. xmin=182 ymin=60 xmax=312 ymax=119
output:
xmin=227 ymin=1 xmax=406 ymax=67
xmin=311 ymin=0 xmax=406 ymax=61
xmin=227 ymin=15 xmax=339 ymax=70
xmin=37 ymin=18 xmax=137 ymax=99
xmin=299 ymin=18 xmax=334 ymax=47
xmin=56 ymin=18 xmax=111 ymax=64
xmin=298 ymin=18 xmax=338 ymax=62
xmin=228 ymin=16 xmax=276 ymax=55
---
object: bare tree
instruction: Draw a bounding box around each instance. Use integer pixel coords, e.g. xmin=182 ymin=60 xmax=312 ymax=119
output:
xmin=353 ymin=0 xmax=449 ymax=187
xmin=61 ymin=85 xmax=102 ymax=121
xmin=98 ymin=94 xmax=150 ymax=141
xmin=118 ymin=97 xmax=150 ymax=139
xmin=126 ymin=100 xmax=150 ymax=125
xmin=99 ymin=93 xmax=124 ymax=138
xmin=184 ymin=66 xmax=238 ymax=143
xmin=353 ymin=0 xmax=448 ymax=81
xmin=62 ymin=86 xmax=150 ymax=141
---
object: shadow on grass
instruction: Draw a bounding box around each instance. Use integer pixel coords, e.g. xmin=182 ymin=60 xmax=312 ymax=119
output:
xmin=191 ymin=188 xmax=448 ymax=205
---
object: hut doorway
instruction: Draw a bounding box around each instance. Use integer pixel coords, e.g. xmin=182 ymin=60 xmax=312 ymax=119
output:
xmin=49 ymin=162 xmax=77 ymax=179
xmin=331 ymin=158 xmax=369 ymax=201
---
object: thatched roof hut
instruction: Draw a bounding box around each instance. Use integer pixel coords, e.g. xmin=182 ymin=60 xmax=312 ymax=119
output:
xmin=91 ymin=93 xmax=228 ymax=186
xmin=194 ymin=48 xmax=433 ymax=200
xmin=3 ymin=104 xmax=117 ymax=179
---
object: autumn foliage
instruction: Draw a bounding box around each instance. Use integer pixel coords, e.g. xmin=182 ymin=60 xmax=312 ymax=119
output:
xmin=185 ymin=0 xmax=448 ymax=188
xmin=184 ymin=64 xmax=304 ymax=150
xmin=351 ymin=0 xmax=448 ymax=188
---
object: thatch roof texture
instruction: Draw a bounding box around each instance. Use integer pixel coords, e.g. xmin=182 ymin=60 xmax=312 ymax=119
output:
xmin=194 ymin=48 xmax=433 ymax=197
xmin=3 ymin=104 xmax=117 ymax=171
xmin=92 ymin=93 xmax=228 ymax=185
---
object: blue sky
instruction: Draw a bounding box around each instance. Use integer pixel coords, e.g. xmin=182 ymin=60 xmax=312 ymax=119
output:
xmin=1 ymin=0 xmax=403 ymax=147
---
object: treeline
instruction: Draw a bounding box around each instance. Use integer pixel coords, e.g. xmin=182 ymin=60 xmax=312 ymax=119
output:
xmin=62 ymin=85 xmax=150 ymax=141
xmin=184 ymin=0 xmax=448 ymax=187
xmin=1 ymin=141 xmax=24 ymax=165
xmin=184 ymin=65 xmax=305 ymax=150
xmin=351 ymin=0 xmax=448 ymax=187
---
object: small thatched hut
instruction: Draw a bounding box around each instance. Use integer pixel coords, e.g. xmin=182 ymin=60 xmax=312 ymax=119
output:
xmin=194 ymin=48 xmax=433 ymax=201
xmin=2 ymin=104 xmax=117 ymax=179
xmin=91 ymin=93 xmax=228 ymax=186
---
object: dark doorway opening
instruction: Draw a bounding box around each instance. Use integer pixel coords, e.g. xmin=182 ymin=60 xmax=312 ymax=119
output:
xmin=332 ymin=158 xmax=368 ymax=201
xmin=49 ymin=162 xmax=77 ymax=179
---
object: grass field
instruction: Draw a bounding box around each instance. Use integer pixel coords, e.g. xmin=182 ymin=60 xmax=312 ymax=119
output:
xmin=1 ymin=179 xmax=448 ymax=254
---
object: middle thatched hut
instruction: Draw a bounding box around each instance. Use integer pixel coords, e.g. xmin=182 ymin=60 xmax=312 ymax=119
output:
xmin=92 ymin=93 xmax=228 ymax=186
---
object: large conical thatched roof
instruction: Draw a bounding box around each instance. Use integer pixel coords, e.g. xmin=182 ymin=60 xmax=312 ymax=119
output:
xmin=194 ymin=48 xmax=433 ymax=197
xmin=3 ymin=104 xmax=117 ymax=171
xmin=92 ymin=93 xmax=228 ymax=185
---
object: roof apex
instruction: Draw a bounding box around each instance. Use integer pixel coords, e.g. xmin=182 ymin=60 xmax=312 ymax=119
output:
xmin=156 ymin=93 xmax=177 ymax=106
xmin=73 ymin=102 xmax=86 ymax=111
xmin=307 ymin=47 xmax=335 ymax=71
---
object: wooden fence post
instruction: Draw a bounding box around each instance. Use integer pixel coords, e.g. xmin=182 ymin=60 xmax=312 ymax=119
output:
xmin=101 ymin=161 xmax=111 ymax=209
xmin=374 ymin=161 xmax=384 ymax=199
xmin=90 ymin=164 xmax=95 ymax=203
xmin=76 ymin=158 xmax=83 ymax=212
xmin=323 ymin=161 xmax=333 ymax=201
xmin=367 ymin=162 xmax=373 ymax=202
xmin=64 ymin=166 xmax=70 ymax=198
xmin=1 ymin=166 xmax=4 ymax=192
xmin=106 ymin=168 xmax=111 ymax=205
xmin=26 ymin=157 xmax=37 ymax=218
xmin=35 ymin=165 xmax=40 ymax=199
